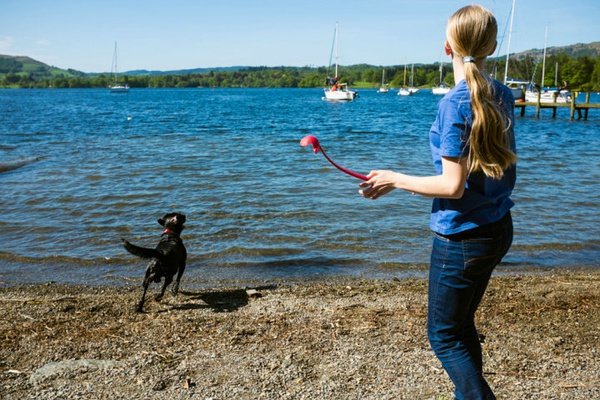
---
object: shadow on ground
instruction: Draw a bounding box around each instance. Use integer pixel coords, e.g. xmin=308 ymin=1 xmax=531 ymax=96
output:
xmin=175 ymin=284 xmax=277 ymax=313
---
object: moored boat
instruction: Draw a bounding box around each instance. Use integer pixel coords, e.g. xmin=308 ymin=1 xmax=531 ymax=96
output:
xmin=323 ymin=23 xmax=357 ymax=102
xmin=505 ymin=79 xmax=527 ymax=101
xmin=109 ymin=42 xmax=129 ymax=93
xmin=525 ymin=85 xmax=571 ymax=103
xmin=431 ymin=84 xmax=450 ymax=95
xmin=377 ymin=69 xmax=389 ymax=93
xmin=397 ymin=64 xmax=419 ymax=96
xmin=524 ymin=27 xmax=571 ymax=104
xmin=432 ymin=63 xmax=450 ymax=95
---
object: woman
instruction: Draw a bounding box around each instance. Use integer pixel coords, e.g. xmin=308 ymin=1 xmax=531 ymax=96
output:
xmin=359 ymin=5 xmax=516 ymax=399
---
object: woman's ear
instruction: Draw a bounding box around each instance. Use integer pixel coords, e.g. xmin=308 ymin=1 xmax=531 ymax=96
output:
xmin=444 ymin=40 xmax=453 ymax=56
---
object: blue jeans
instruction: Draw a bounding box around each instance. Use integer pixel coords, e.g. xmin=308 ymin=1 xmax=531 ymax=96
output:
xmin=427 ymin=212 xmax=513 ymax=400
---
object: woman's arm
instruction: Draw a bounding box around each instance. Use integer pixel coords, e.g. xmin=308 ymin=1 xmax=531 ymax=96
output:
xmin=359 ymin=156 xmax=468 ymax=200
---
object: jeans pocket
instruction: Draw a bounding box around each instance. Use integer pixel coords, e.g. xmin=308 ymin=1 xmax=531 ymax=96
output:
xmin=462 ymin=237 xmax=502 ymax=274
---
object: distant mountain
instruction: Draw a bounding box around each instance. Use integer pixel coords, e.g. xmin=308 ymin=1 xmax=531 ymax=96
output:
xmin=122 ymin=66 xmax=247 ymax=76
xmin=2 ymin=41 xmax=598 ymax=82
xmin=508 ymin=41 xmax=600 ymax=60
xmin=0 ymin=54 xmax=83 ymax=77
xmin=0 ymin=55 xmax=247 ymax=79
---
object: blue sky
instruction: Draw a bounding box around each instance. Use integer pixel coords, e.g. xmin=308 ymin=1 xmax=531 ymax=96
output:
xmin=1 ymin=0 xmax=599 ymax=73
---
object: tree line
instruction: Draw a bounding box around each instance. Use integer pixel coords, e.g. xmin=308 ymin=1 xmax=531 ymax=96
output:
xmin=2 ymin=54 xmax=599 ymax=91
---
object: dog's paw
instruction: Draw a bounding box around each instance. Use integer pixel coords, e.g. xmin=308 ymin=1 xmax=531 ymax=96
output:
xmin=171 ymin=283 xmax=179 ymax=296
xmin=154 ymin=294 xmax=164 ymax=302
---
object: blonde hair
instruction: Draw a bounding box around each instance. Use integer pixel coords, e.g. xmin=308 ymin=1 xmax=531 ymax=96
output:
xmin=446 ymin=5 xmax=516 ymax=179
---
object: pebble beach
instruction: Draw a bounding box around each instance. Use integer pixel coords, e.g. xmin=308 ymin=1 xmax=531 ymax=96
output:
xmin=1 ymin=269 xmax=598 ymax=399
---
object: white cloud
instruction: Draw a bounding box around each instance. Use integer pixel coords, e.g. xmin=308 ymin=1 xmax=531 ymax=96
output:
xmin=0 ymin=36 xmax=14 ymax=52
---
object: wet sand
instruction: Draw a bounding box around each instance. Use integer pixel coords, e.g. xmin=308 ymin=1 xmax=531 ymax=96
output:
xmin=1 ymin=269 xmax=599 ymax=399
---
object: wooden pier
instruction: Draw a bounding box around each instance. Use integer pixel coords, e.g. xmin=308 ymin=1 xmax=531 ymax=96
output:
xmin=514 ymin=92 xmax=599 ymax=120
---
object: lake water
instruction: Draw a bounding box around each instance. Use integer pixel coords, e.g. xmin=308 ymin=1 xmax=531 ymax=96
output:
xmin=1 ymin=88 xmax=599 ymax=287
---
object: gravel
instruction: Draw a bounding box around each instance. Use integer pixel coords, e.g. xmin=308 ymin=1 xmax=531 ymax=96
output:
xmin=1 ymin=270 xmax=599 ymax=399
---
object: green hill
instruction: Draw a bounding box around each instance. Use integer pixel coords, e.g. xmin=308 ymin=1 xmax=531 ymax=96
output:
xmin=1 ymin=41 xmax=598 ymax=89
xmin=122 ymin=66 xmax=246 ymax=76
xmin=0 ymin=55 xmax=84 ymax=86
xmin=509 ymin=41 xmax=600 ymax=60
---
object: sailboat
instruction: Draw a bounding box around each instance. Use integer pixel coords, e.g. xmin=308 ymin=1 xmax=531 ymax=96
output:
xmin=377 ymin=69 xmax=389 ymax=93
xmin=502 ymin=0 xmax=527 ymax=101
xmin=432 ymin=63 xmax=451 ymax=95
xmin=323 ymin=23 xmax=357 ymax=102
xmin=525 ymin=27 xmax=571 ymax=104
xmin=397 ymin=64 xmax=419 ymax=96
xmin=109 ymin=42 xmax=129 ymax=93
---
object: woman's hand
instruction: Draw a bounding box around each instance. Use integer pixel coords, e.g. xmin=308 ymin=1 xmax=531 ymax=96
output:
xmin=359 ymin=157 xmax=467 ymax=200
xmin=358 ymin=170 xmax=399 ymax=200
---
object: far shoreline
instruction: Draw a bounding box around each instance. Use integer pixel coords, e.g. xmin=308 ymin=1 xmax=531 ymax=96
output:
xmin=1 ymin=263 xmax=598 ymax=290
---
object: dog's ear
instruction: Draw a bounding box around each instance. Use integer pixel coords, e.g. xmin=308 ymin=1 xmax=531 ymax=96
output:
xmin=178 ymin=214 xmax=186 ymax=224
xmin=158 ymin=218 xmax=165 ymax=226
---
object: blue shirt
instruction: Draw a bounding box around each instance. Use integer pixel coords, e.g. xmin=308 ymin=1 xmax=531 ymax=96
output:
xmin=428 ymin=79 xmax=516 ymax=235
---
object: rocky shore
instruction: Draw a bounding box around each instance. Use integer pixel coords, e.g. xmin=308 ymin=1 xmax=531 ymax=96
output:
xmin=1 ymin=270 xmax=598 ymax=399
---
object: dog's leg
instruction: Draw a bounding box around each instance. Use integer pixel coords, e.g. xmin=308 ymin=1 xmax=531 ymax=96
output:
xmin=171 ymin=262 xmax=186 ymax=296
xmin=155 ymin=275 xmax=173 ymax=302
xmin=137 ymin=279 xmax=150 ymax=313
xmin=137 ymin=264 xmax=155 ymax=312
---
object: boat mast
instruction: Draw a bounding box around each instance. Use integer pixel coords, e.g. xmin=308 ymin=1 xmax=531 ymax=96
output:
xmin=541 ymin=26 xmax=548 ymax=89
xmin=112 ymin=41 xmax=118 ymax=85
xmin=503 ymin=0 xmax=516 ymax=85
xmin=334 ymin=23 xmax=339 ymax=78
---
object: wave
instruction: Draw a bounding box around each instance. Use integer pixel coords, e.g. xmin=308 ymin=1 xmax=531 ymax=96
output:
xmin=0 ymin=251 xmax=125 ymax=267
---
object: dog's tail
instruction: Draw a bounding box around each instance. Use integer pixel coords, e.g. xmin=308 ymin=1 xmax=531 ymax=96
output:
xmin=122 ymin=239 xmax=162 ymax=259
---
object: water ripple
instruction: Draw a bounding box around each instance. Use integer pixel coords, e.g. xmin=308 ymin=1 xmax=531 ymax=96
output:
xmin=1 ymin=88 xmax=599 ymax=284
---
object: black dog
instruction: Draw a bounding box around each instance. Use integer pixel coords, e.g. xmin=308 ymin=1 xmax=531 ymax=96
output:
xmin=122 ymin=212 xmax=187 ymax=312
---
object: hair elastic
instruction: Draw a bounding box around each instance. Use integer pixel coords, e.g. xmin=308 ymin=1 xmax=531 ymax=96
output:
xmin=463 ymin=56 xmax=476 ymax=63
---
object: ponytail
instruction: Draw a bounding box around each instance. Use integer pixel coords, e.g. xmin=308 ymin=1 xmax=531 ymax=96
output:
xmin=447 ymin=5 xmax=517 ymax=179
xmin=464 ymin=62 xmax=516 ymax=179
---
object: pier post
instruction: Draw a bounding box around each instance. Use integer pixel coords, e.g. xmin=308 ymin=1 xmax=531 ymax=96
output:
xmin=514 ymin=91 xmax=595 ymax=121
xmin=584 ymin=92 xmax=590 ymax=120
